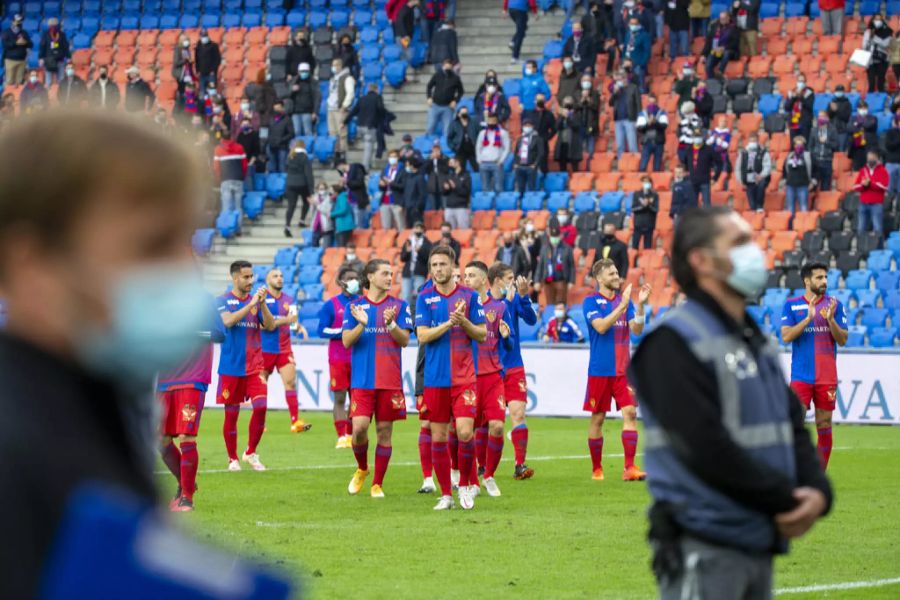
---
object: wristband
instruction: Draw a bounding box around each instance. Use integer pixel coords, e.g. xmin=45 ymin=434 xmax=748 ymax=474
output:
xmin=387 ymin=321 xmax=398 ymax=331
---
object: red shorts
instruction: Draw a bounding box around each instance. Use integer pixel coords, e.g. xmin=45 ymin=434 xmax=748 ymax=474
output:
xmin=159 ymin=388 xmax=204 ymax=436
xmin=350 ymin=389 xmax=408 ymax=422
xmin=503 ymin=367 xmax=528 ymax=404
xmin=216 ymin=372 xmax=268 ymax=405
xmin=790 ymin=381 xmax=837 ymax=411
xmin=423 ymin=384 xmax=477 ymax=424
xmin=477 ymin=371 xmax=507 ymax=426
xmin=330 ymin=361 xmax=351 ymax=392
xmin=583 ymin=375 xmax=636 ymax=414
xmin=262 ymin=351 xmax=294 ymax=373
xmin=416 ymin=394 xmax=429 ymax=421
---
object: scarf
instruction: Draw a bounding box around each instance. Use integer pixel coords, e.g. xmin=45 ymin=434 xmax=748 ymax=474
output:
xmin=184 ymin=88 xmax=197 ymax=113
xmin=483 ymin=125 xmax=502 ymax=147
xmin=485 ymin=92 xmax=496 ymax=114
xmin=787 ymin=150 xmax=804 ymax=169
xmin=852 ymin=117 xmax=867 ymax=147
xmin=790 ymin=97 xmax=802 ymax=129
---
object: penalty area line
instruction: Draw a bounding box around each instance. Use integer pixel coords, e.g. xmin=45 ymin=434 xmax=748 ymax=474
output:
xmin=775 ymin=576 xmax=900 ymax=595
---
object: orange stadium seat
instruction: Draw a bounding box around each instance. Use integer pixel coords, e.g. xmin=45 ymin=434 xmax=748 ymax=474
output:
xmin=371 ymin=229 xmax=397 ymax=248
xmin=589 ymin=153 xmax=614 ymax=173
xmin=569 ymin=172 xmax=595 ymax=192
xmin=650 ymin=172 xmax=672 ymax=191
xmin=792 ymin=211 xmax=821 ymax=234
xmin=621 ymin=173 xmax=644 ymax=192
xmin=70 ymin=49 xmax=91 ymax=69
xmin=737 ymin=113 xmax=762 ymax=136
xmin=351 ymin=230 xmax=372 ymax=247
xmin=760 ymin=19 xmax=782 ymax=36
xmin=497 ymin=210 xmax=523 ymax=231
xmin=138 ymin=29 xmax=160 ymax=48
xmin=764 ymin=211 xmax=792 ymax=231
xmin=247 ymin=45 xmax=267 ymax=63
xmin=814 ymin=191 xmax=840 ymax=212
xmin=423 ymin=210 xmax=443 ymax=230
xmin=799 ymin=56 xmax=821 ymax=76
xmin=270 ymin=27 xmax=290 ymax=45
xmin=618 ymin=153 xmax=640 ymax=172
xmin=764 ymin=191 xmax=785 ymax=212
xmin=742 ymin=211 xmax=765 ymax=230
xmin=138 ymin=50 xmax=158 ymax=68
xmin=792 ymin=38 xmax=812 ymax=56
xmin=224 ymin=46 xmax=245 ymax=64
xmin=471 ymin=211 xmax=495 ymax=230
xmin=322 ymin=248 xmax=346 ymax=268
xmin=156 ymin=81 xmax=177 ymax=101
xmin=474 ymin=232 xmax=500 ymax=251
xmin=595 ymin=172 xmax=621 ymax=192
xmin=458 ymin=248 xmax=477 ymax=266
xmin=771 ymin=231 xmax=799 ymax=259
xmin=93 ymin=47 xmax=114 ymax=66
xmin=246 ymin=28 xmax=267 ymax=45
xmin=118 ymin=30 xmax=139 ymax=48
xmin=94 ymin=30 xmax=116 ymax=49
xmin=528 ymin=210 xmax=551 ymax=229
xmin=767 ymin=38 xmax=789 ymax=56
xmin=224 ymin=28 xmax=246 ymax=46
xmin=785 ymin=18 xmax=809 ymax=36
xmin=453 ymin=229 xmax=474 ymax=247
xmin=637 ymin=249 xmax=667 ymax=270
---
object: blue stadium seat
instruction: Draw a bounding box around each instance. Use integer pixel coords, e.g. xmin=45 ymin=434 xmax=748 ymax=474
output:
xmin=759 ymin=2 xmax=779 ymax=18
xmin=123 ymin=0 xmax=141 ymax=12
xmin=888 ymin=0 xmax=900 ymax=15
xmin=543 ymin=39 xmax=563 ymax=60
xmin=359 ymin=26 xmax=379 ymax=44
xmin=286 ymin=10 xmax=307 ymax=28
xmin=81 ymin=15 xmax=100 ymax=32
xmin=885 ymin=289 xmax=900 ymax=311
xmin=384 ymin=60 xmax=407 ymax=88
xmin=757 ymin=94 xmax=783 ymax=117
xmin=314 ymin=136 xmax=336 ymax=163
xmin=83 ymin=1 xmax=102 ymax=16
xmin=831 ymin=288 xmax=854 ymax=307
xmin=145 ymin=0 xmax=163 ymax=11
xmin=191 ymin=229 xmax=215 ymax=256
xmin=573 ymin=192 xmax=598 ymax=213
xmin=100 ymin=15 xmax=119 ymax=29
xmin=543 ymin=172 xmax=568 ymax=192
xmin=412 ymin=135 xmax=437 ymax=155
xmin=503 ymin=171 xmax=516 ymax=192
xmin=162 ymin=0 xmax=182 ymax=10
xmin=860 ymin=307 xmax=889 ymax=328
xmin=865 ymin=91 xmax=888 ymax=112
xmin=876 ymin=270 xmax=900 ymax=292
xmin=242 ymin=13 xmax=262 ymax=27
xmin=827 ymin=268 xmax=841 ymax=290
xmin=354 ymin=8 xmax=374 ymax=25
xmin=747 ymin=304 xmax=770 ymax=325
xmin=266 ymin=173 xmax=286 ymax=199
xmin=518 ymin=317 xmax=539 ymax=341
xmin=242 ymin=191 xmax=266 ymax=219
xmin=856 ymin=289 xmax=881 ymax=307
xmin=888 ymin=235 xmax=900 ymax=261
xmin=362 ymin=62 xmax=383 ymax=83
xmin=860 ymin=0 xmax=880 ymax=15
xmin=222 ymin=13 xmax=241 ymax=28
xmin=876 ymin=114 xmax=893 ymax=134
xmin=846 ymin=307 xmax=861 ymax=326
xmin=216 ymin=210 xmax=240 ymax=238
xmin=160 ymin=13 xmax=179 ymax=28
xmin=252 ymin=265 xmax=270 ymax=283
xmin=298 ymin=301 xmax=322 ymax=319
xmin=784 ymin=1 xmax=806 ymax=17
xmin=383 ymin=43 xmax=403 ymax=62
xmin=846 ymin=328 xmax=866 ymax=347
xmin=298 ymin=247 xmax=324 ymax=266
xmin=299 ymin=268 xmax=324 ymax=287
xmin=179 ymin=14 xmax=199 ymax=28
xmin=547 ymin=191 xmax=572 ymax=212
xmin=869 ymin=327 xmax=897 ymax=347
xmin=521 ymin=191 xmax=545 ymax=211
xmin=72 ymin=33 xmax=92 ymax=49
xmin=265 ymin=12 xmax=285 ymax=27
xmin=502 ymin=78 xmax=521 ymax=98
xmin=245 ymin=0 xmax=262 ymax=8
xmin=359 ymin=45 xmax=381 ymax=64
xmin=599 ymin=191 xmax=624 ymax=213
xmin=472 ymin=191 xmax=495 ymax=211
xmin=812 ymin=93 xmax=833 ymax=115
xmin=331 ymin=9 xmax=350 ymax=29
xmin=496 ymin=191 xmax=519 ymax=211
xmin=63 ymin=17 xmax=81 ymax=32
xmin=868 ymin=250 xmax=893 ymax=271
xmin=845 ymin=269 xmax=873 ymax=290
xmin=274 ymin=246 xmax=300 ymax=266
xmin=309 ymin=11 xmax=327 ymax=28
xmin=200 ymin=14 xmax=220 ymax=28
xmin=140 ymin=15 xmax=160 ymax=28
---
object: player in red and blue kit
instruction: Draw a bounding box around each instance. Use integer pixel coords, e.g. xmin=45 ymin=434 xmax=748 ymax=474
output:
xmin=262 ymin=268 xmax=312 ymax=434
xmin=317 ymin=266 xmax=361 ymax=448
xmin=780 ymin=262 xmax=848 ymax=470
xmin=341 ymin=259 xmax=413 ymax=498
xmin=157 ymin=295 xmax=226 ymax=512
xmin=583 ymin=259 xmax=651 ymax=482
xmin=416 ymin=246 xmax=487 ymax=511
xmin=216 ymin=260 xmax=276 ymax=472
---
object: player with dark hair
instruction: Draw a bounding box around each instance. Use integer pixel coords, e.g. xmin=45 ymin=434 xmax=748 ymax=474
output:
xmin=217 ymin=260 xmax=276 ymax=471
xmin=780 ymin=261 xmax=848 ymax=469
xmin=317 ymin=266 xmax=361 ymax=447
xmin=583 ymin=259 xmax=651 ymax=481
xmin=342 ymin=259 xmax=413 ymax=498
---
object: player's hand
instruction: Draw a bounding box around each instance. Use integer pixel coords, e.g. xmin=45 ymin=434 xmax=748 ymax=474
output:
xmin=499 ymin=320 xmax=511 ymax=338
xmin=383 ymin=306 xmax=397 ymax=325
xmin=637 ymin=284 xmax=652 ymax=305
xmin=516 ymin=275 xmax=531 ymax=297
xmin=249 ymin=287 xmax=264 ymax=307
xmin=288 ymin=312 xmax=299 ymax=324
xmin=775 ymin=487 xmax=827 ymax=539
xmin=806 ymin=297 xmax=817 ymax=322
xmin=822 ymin=298 xmax=836 ymax=323
xmin=351 ymin=304 xmax=369 ymax=326
xmin=449 ymin=304 xmax=466 ymax=326
xmin=622 ymin=283 xmax=633 ymax=302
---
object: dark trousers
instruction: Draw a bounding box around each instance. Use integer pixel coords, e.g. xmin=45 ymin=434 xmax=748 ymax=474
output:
xmin=558 ymin=157 xmax=579 ymax=173
xmin=745 ymin=178 xmax=768 ymax=210
xmin=632 ymin=225 xmax=654 ymax=249
xmin=868 ymin=61 xmax=888 ymax=92
xmin=814 ymin=160 xmax=833 ymax=191
xmin=542 ymin=280 xmax=568 ymax=306
xmin=456 ymin=147 xmax=479 ymax=172
xmin=639 ymin=142 xmax=664 ymax=171
xmin=515 ymin=166 xmax=538 ymax=192
xmin=285 ymin=184 xmax=310 ymax=226
xmin=509 ymin=9 xmax=528 ymax=60
xmin=335 ymin=230 xmax=352 ymax=246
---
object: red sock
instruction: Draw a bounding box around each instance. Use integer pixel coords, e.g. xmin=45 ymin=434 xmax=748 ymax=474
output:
xmin=352 ymin=441 xmax=369 ymax=471
xmin=449 ymin=430 xmax=459 ymax=470
xmin=223 ymin=405 xmax=240 ymax=461
xmin=622 ymin=430 xmax=638 ymax=469
xmin=373 ymin=444 xmax=392 ymax=486
xmin=817 ymin=427 xmax=833 ymax=469
xmin=285 ymin=390 xmax=299 ymax=424
xmin=341 ymin=419 xmax=352 ymax=437
xmin=458 ymin=439 xmax=475 ymax=487
xmin=246 ymin=398 xmax=267 ymax=455
xmin=588 ymin=436 xmax=604 ymax=471
xmin=160 ymin=441 xmax=181 ymax=482
xmin=475 ymin=426 xmax=488 ymax=470
xmin=511 ymin=425 xmax=528 ymax=466
xmin=418 ymin=426 xmax=433 ymax=478
xmin=179 ymin=441 xmax=198 ymax=500
xmin=485 ymin=434 xmax=504 ymax=478
xmin=432 ymin=441 xmax=451 ymax=496
xmin=333 ymin=419 xmax=343 ymax=437
xmin=469 ymin=446 xmax=478 ymax=485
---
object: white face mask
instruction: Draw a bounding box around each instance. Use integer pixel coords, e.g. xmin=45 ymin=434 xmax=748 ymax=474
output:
xmin=875 ymin=19 xmax=884 ymax=28
xmin=201 ymin=36 xmax=209 ymax=43
xmin=642 ymin=182 xmax=651 ymax=191
xmin=859 ymin=109 xmax=868 ymax=116
xmin=554 ymin=309 xmax=565 ymax=320
xmin=487 ymin=85 xmax=497 ymax=94
xmin=525 ymin=223 xmax=535 ymax=233
xmin=581 ymin=81 xmax=591 ymax=90
xmin=683 ymin=69 xmax=693 ymax=76
xmin=345 ymin=279 xmax=360 ymax=295
xmin=388 ymin=156 xmax=398 ymax=166
xmin=66 ymin=68 xmax=74 ymax=77
xmin=182 ymin=40 xmax=190 ymax=48
xmin=797 ymin=81 xmax=805 ymax=91
xmin=693 ymin=137 xmax=704 ymax=145
xmin=346 ymin=253 xmax=357 ymax=262
xmin=29 ymin=75 xmax=37 ymax=84
xmin=722 ymin=243 xmax=768 ymax=298
xmin=525 ymin=68 xmax=535 ymax=76
xmin=240 ymin=102 xmax=250 ymax=112
xmin=558 ymin=214 xmax=569 ymax=224
xmin=563 ymin=61 xmax=574 ymax=70
xmin=523 ymin=126 xmax=534 ymax=134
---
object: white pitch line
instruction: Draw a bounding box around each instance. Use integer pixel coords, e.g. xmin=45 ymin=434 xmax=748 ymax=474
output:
xmin=775 ymin=577 xmax=900 ymax=595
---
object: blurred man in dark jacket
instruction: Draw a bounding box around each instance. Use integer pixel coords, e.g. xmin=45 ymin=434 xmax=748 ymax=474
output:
xmin=429 ymin=20 xmax=459 ymax=70
xmin=56 ymin=64 xmax=87 ymax=106
xmin=347 ymin=83 xmax=386 ymax=169
xmin=424 ymin=140 xmax=450 ymax=210
xmin=631 ymin=175 xmax=660 ymax=249
xmin=195 ymin=29 xmax=221 ymax=92
xmin=446 ymin=106 xmax=480 ymax=172
xmin=496 ymin=231 xmax=531 ymax=277
xmin=441 ymin=156 xmax=471 ymax=228
xmin=534 ymin=223 xmax=575 ymax=305
xmin=593 ymin=220 xmax=629 ymax=278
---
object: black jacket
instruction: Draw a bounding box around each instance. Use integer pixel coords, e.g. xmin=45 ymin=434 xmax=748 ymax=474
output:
xmin=347 ymin=90 xmax=385 ymax=129
xmin=664 ymin=0 xmax=690 ymax=31
xmin=56 ymin=76 xmax=87 ymax=105
xmin=38 ymin=29 xmax=70 ymax=69
xmin=393 ymin=4 xmax=416 ymax=39
xmin=399 ymin=169 xmax=428 ymax=214
xmin=702 ymin=22 xmax=740 ymax=56
xmin=424 ymin=155 xmax=450 ymax=195
xmin=884 ymin=127 xmax=900 ymax=163
xmin=335 ymin=42 xmax=358 ymax=72
xmin=693 ymin=91 xmax=714 ymax=126
xmin=195 ymin=40 xmax=221 ymax=77
xmin=426 ymin=70 xmax=464 ymax=106
xmin=534 ymin=239 xmax=576 ymax=283
xmin=562 ymin=34 xmax=598 ymax=73
xmin=684 ymin=144 xmax=723 ymax=186
xmin=1 ymin=26 xmax=32 ymax=61
xmin=731 ymin=0 xmax=760 ymax=31
xmin=286 ymin=150 xmax=315 ymax=188
xmin=474 ymin=90 xmax=511 ymax=124
xmin=446 ymin=116 xmax=480 ymax=153
xmin=631 ymin=190 xmax=659 ymax=229
xmin=554 ymin=114 xmax=584 ymax=161
xmin=513 ymin=131 xmax=545 ymax=168
xmin=556 ymin=68 xmax=581 ymax=105
xmin=827 ymin=96 xmax=852 ymax=133
xmin=670 ymin=178 xmax=696 ymax=217
xmin=88 ymin=78 xmax=121 ymax=109
xmin=592 ymin=234 xmax=629 ymax=278
xmin=440 ymin=169 xmax=471 ymax=209
xmin=783 ymin=89 xmax=815 ymax=132
xmin=236 ymin=127 xmax=262 ymax=163
xmin=401 ymin=235 xmax=433 ymax=278
xmin=286 ymin=41 xmax=316 ymax=77
xmin=429 ymin=26 xmax=459 ymax=65
xmin=495 ymin=243 xmax=531 ymax=278
xmin=268 ymin=113 xmax=295 ymax=149
xmin=344 ymin=162 xmax=370 ymax=209
xmin=124 ymin=79 xmax=155 ymax=112
xmin=609 ymin=82 xmax=641 ymax=122
xmin=290 ymin=77 xmax=320 ymax=115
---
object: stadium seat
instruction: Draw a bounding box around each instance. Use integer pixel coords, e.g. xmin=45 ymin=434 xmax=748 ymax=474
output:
xmin=543 ymin=172 xmax=569 ymax=192
xmin=521 ymin=191 xmax=546 ymax=212
xmin=191 ymin=228 xmax=216 ymax=256
xmin=547 ymin=192 xmax=572 ymax=212
xmin=216 ymin=210 xmax=241 ymax=238
xmin=599 ymin=191 xmax=624 ymax=213
xmin=242 ymin=191 xmax=266 ymax=219
xmin=875 ymin=270 xmax=900 ymax=293
xmin=860 ymin=307 xmax=889 ymax=329
xmin=266 ymin=173 xmax=286 ymax=200
xmin=573 ymin=192 xmax=597 ymax=213
xmin=845 ymin=269 xmax=873 ymax=291
xmin=869 ymin=327 xmax=897 ymax=348
xmin=496 ymin=192 xmax=519 ymax=211
xmin=856 ymin=289 xmax=881 ymax=308
xmin=274 ymin=246 xmax=300 ymax=267
xmin=471 ymin=192 xmax=495 ymax=211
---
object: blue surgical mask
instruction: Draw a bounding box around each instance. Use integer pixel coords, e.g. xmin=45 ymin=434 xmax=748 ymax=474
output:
xmin=300 ymin=72 xmax=310 ymax=80
xmin=345 ymin=279 xmax=360 ymax=295
xmin=498 ymin=286 xmax=508 ymax=297
xmin=724 ymin=243 xmax=767 ymax=298
xmin=77 ymin=266 xmax=212 ymax=383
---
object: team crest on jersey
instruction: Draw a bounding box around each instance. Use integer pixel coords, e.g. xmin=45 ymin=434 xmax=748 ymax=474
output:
xmin=391 ymin=392 xmax=405 ymax=410
xmin=462 ymin=389 xmax=476 ymax=406
xmin=454 ymin=298 xmax=467 ymax=312
xmin=485 ymin=310 xmax=496 ymax=323
xmin=181 ymin=404 xmax=197 ymax=422
xmin=283 ymin=302 xmax=289 ymax=312
xmin=331 ymin=378 xmax=337 ymax=387
xmin=251 ymin=306 xmax=258 ymax=315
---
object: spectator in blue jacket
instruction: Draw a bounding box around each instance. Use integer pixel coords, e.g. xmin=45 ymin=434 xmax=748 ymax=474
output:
xmin=670 ymin=163 xmax=696 ymax=221
xmin=519 ymin=60 xmax=552 ymax=124
xmin=330 ymin=183 xmax=356 ymax=247
xmin=624 ymin=17 xmax=651 ymax=92
xmin=2 ymin=14 xmax=32 ymax=86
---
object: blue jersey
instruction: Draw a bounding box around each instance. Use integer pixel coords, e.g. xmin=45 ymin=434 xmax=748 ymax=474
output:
xmin=499 ymin=293 xmax=538 ymax=370
xmin=416 ymin=284 xmax=485 ymax=388
xmin=343 ymin=295 xmax=413 ymax=390
xmin=781 ymin=295 xmax=846 ymax=385
xmin=317 ymin=293 xmax=358 ymax=364
xmin=216 ymin=291 xmax=266 ymax=376
xmin=261 ymin=292 xmax=295 ymax=354
xmin=584 ymin=292 xmax=635 ymax=377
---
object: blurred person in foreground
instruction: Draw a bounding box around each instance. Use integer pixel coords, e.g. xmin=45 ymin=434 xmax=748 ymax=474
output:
xmin=630 ymin=207 xmax=832 ymax=600
xmin=0 ymin=110 xmax=291 ymax=598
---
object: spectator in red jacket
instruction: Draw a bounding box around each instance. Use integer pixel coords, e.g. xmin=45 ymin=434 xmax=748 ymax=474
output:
xmin=853 ymin=149 xmax=889 ymax=237
xmin=556 ymin=207 xmax=577 ymax=246
xmin=818 ymin=0 xmax=845 ymax=36
xmin=213 ymin=128 xmax=248 ymax=230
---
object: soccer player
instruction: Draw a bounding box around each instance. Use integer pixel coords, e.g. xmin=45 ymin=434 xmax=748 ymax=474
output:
xmin=261 ymin=268 xmax=311 ymax=433
xmin=158 ymin=296 xmax=225 ymax=512
xmin=416 ymin=246 xmax=487 ymax=510
xmin=583 ymin=259 xmax=651 ymax=481
xmin=414 ymin=277 xmax=437 ymax=494
xmin=342 ymin=259 xmax=413 ymax=498
xmin=217 ymin=260 xmax=276 ymax=471
xmin=780 ymin=261 xmax=848 ymax=469
xmin=317 ymin=267 xmax=361 ymax=448
xmin=463 ymin=261 xmax=513 ymax=498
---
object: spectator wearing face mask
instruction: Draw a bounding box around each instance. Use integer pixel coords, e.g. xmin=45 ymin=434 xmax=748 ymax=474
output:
xmin=503 ymin=0 xmax=537 ymax=64
xmin=476 ymin=115 xmax=511 ymax=193
xmin=429 ymin=20 xmax=459 ymax=72
xmin=172 ymin=34 xmax=196 ymax=105
xmin=616 ymin=0 xmax=655 ymax=46
xmin=827 ymin=85 xmax=851 ymax=151
xmin=631 ymin=176 xmax=659 ymax=250
xmin=400 ymin=156 xmax=428 ymax=227
xmin=531 ymin=93 xmax=558 ymax=173
xmin=670 ymin=163 xmax=696 ymax=220
xmin=543 ymin=303 xmax=585 ymax=343
xmin=592 ymin=222 xmax=629 ymax=278
xmin=555 ymin=97 xmax=584 ymax=173
xmin=401 ymin=222 xmax=433 ymax=307
xmin=441 ymin=157 xmax=471 ymax=229
xmin=520 ymin=61 xmax=552 ymax=123
xmin=343 ymin=243 xmax=366 ymax=274
xmin=636 ymin=94 xmax=668 ymax=172
xmin=331 ymin=182 xmax=355 ymax=247
xmin=673 ymin=61 xmax=699 ymax=109
xmin=782 ymin=136 xmax=813 ymax=214
xmin=2 ymin=14 xmax=32 ymax=86
xmin=534 ymin=223 xmax=575 ymax=306
xmin=624 ymin=17 xmax=651 ymax=91
xmin=194 ymin=29 xmax=220 ymax=92
xmin=557 ymin=56 xmax=581 ymax=106
xmin=284 ymin=139 xmax=315 ymax=235
xmin=691 ymin=80 xmax=714 ymax=128
xmin=437 ymin=222 xmax=462 ymax=257
xmin=703 ymin=12 xmax=738 ymax=79
xmin=848 ymin=101 xmax=878 ymax=171
xmin=519 ymin=219 xmax=540 ymax=268
xmin=346 ymin=83 xmax=386 ymax=170
xmin=290 ymin=63 xmax=320 ymax=137
xmin=38 ymin=18 xmax=69 ymax=87
xmin=513 ymin=118 xmax=544 ymax=192
xmin=495 ymin=231 xmax=531 ymax=278
xmin=731 ymin=0 xmax=760 ymax=57
xmin=784 ymin=75 xmax=815 ymax=142
xmin=475 ymin=78 xmax=511 ymax=126
xmin=706 ymin=116 xmax=732 ymax=190
xmin=124 ymin=66 xmax=155 ymax=113
xmin=57 ymin=64 xmax=86 ymax=106
xmin=853 ymin=149 xmax=889 ymax=236
xmin=310 ymin=183 xmax=334 ymax=248
xmin=864 ymin=15 xmax=893 ymax=93
xmin=327 ymin=59 xmax=355 ymax=164
xmin=379 ymin=150 xmax=405 ymax=231
xmin=447 ymin=107 xmax=480 ymax=172
xmin=609 ymin=70 xmax=641 ymax=160
xmin=575 ymin=76 xmax=600 ymax=165
xmin=809 ymin=112 xmax=839 ymax=192
xmin=666 ymin=0 xmax=691 ymax=58
xmin=676 ymin=101 xmax=702 ymax=164
xmin=88 ymin=66 xmax=120 ymax=110
xmin=235 ymin=117 xmax=261 ymax=190
xmin=563 ymin=22 xmax=598 ymax=74
xmin=230 ymin=96 xmax=260 ymax=139
xmin=335 ymin=33 xmax=359 ymax=80
xmin=19 ymin=70 xmax=48 ymax=114
xmin=425 ymin=58 xmax=464 ymax=137
xmin=735 ymin=134 xmax=771 ymax=212
xmin=423 ymin=141 xmax=450 ymax=210
xmin=268 ymin=100 xmax=295 ymax=173
xmin=684 ymin=128 xmax=722 ymax=208
xmin=286 ymin=29 xmax=316 ymax=78
xmin=556 ymin=209 xmax=577 ymax=246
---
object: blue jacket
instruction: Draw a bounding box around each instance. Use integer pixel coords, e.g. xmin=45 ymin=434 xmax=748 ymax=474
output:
xmin=519 ymin=72 xmax=552 ymax=111
xmin=500 ymin=293 xmax=538 ymax=369
xmin=670 ymin=178 xmax=696 ymax=217
xmin=330 ymin=191 xmax=355 ymax=233
xmin=625 ymin=28 xmax=651 ymax=68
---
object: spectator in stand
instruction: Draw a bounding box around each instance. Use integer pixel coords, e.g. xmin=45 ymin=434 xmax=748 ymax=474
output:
xmin=475 ymin=77 xmax=512 ymax=126
xmin=246 ymin=68 xmax=276 ymax=145
xmin=400 ymin=222 xmax=433 ymax=307
xmin=442 ymin=157 xmax=472 ymax=228
xmin=172 ymin=34 xmax=195 ymax=105
xmin=818 ymin=0 xmax=844 ymax=35
xmin=421 ymin=0 xmax=447 ymax=51
xmin=286 ymin=29 xmax=316 ymax=78
xmin=38 ymin=18 xmax=69 ymax=87
xmin=213 ymin=128 xmax=248 ymax=230
xmin=692 ymin=79 xmax=714 ymax=128
xmin=707 ymin=116 xmax=732 ymax=190
xmin=731 ymin=0 xmax=760 ymax=57
xmin=88 ymin=66 xmax=120 ymax=110
xmin=338 ymin=158 xmax=371 ymax=228
xmin=593 ymin=221 xmax=629 ymax=278
xmin=853 ymin=149 xmax=889 ymax=236
xmin=884 ymin=112 xmax=900 ymax=200
xmin=532 ymin=92 xmax=557 ymax=173
xmin=504 ymin=0 xmax=537 ymax=65
xmin=563 ymin=21 xmax=598 ymax=74
xmin=347 ymin=83 xmax=386 ymax=170
xmin=666 ymin=0 xmax=691 ymax=58
xmin=331 ymin=183 xmax=356 ymax=247
xmin=520 ymin=60 xmax=552 ymax=123
xmin=542 ymin=304 xmax=585 ymax=343
xmin=676 ymin=100 xmax=702 ymax=164
xmin=809 ymin=111 xmax=839 ymax=192
xmin=784 ymin=74 xmax=815 ymax=142
xmin=19 ymin=70 xmax=48 ymax=114
xmin=195 ymin=29 xmax=221 ymax=92
xmin=624 ymin=16 xmax=651 ymax=92
xmin=430 ymin=20 xmax=459 ymax=72
xmin=557 ymin=208 xmax=577 ymax=247
xmin=379 ymin=149 xmax=404 ymax=231
xmin=311 ymin=182 xmax=334 ymax=248
xmin=670 ymin=163 xmax=696 ymax=220
xmin=827 ymin=85 xmax=852 ymax=151
xmin=236 ymin=116 xmax=261 ymax=191
xmin=684 ymin=128 xmax=722 ymax=208
xmin=393 ymin=0 xmax=418 ymax=49
xmin=576 ymin=75 xmax=600 ymax=166
xmin=864 ymin=15 xmax=893 ymax=93
xmin=703 ymin=12 xmax=738 ymax=80
xmin=848 ymin=101 xmax=878 ymax=171
xmin=476 ymin=113 xmax=511 ymax=193
xmin=290 ymin=63 xmax=320 ymax=137
xmin=335 ymin=33 xmax=359 ymax=80
xmin=637 ymin=93 xmax=668 ymax=172
xmin=437 ymin=222 xmax=462 ymax=257
xmin=343 ymin=242 xmax=366 ymax=274
xmin=424 ymin=140 xmax=450 ymax=210
xmin=631 ymin=175 xmax=659 ymax=249
xmin=284 ymin=139 xmax=315 ymax=236
xmin=513 ymin=117 xmax=544 ymax=192
xmin=124 ymin=67 xmax=155 ymax=113
xmin=519 ymin=218 xmax=540 ymax=274
xmin=783 ymin=136 xmax=812 ymax=214
xmin=447 ymin=106 xmax=480 ymax=172
xmin=673 ymin=61 xmax=699 ymax=109
xmin=267 ymin=100 xmax=295 ymax=173
xmin=735 ymin=133 xmax=771 ymax=212
xmin=534 ymin=222 xmax=575 ymax=306
xmin=890 ymin=30 xmax=900 ymax=84
xmin=231 ymin=96 xmax=261 ymax=140
xmin=557 ymin=57 xmax=580 ymax=105
xmin=2 ymin=15 xmax=32 ymax=86
xmin=555 ymin=97 xmax=584 ymax=173
xmin=401 ymin=155 xmax=428 ymax=226
xmin=426 ymin=58 xmax=464 ymax=137
xmin=496 ymin=231 xmax=531 ymax=278
xmin=689 ymin=0 xmax=712 ymax=39
xmin=616 ymin=0 xmax=655 ymax=45
xmin=57 ymin=64 xmax=86 ymax=106
xmin=327 ymin=58 xmax=355 ymax=165
xmin=609 ymin=69 xmax=641 ymax=159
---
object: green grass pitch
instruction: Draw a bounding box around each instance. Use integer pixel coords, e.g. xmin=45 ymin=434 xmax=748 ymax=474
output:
xmin=161 ymin=410 xmax=900 ymax=599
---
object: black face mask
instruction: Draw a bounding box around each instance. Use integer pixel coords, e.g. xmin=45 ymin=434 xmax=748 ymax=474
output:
xmin=536 ymin=100 xmax=545 ymax=108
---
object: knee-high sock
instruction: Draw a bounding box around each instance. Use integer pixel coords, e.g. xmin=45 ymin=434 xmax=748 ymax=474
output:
xmin=458 ymin=439 xmax=475 ymax=488
xmin=246 ymin=398 xmax=267 ymax=455
xmin=179 ymin=441 xmax=198 ymax=500
xmin=334 ymin=419 xmax=351 ymax=438
xmin=418 ymin=426 xmax=433 ymax=478
xmin=817 ymin=427 xmax=833 ymax=469
xmin=449 ymin=430 xmax=459 ymax=470
xmin=285 ymin=390 xmax=299 ymax=424
xmin=353 ymin=441 xmax=369 ymax=471
xmin=432 ymin=441 xmax=452 ymax=496
xmin=373 ymin=444 xmax=392 ymax=486
xmin=621 ymin=430 xmax=638 ymax=469
xmin=223 ymin=405 xmax=240 ymax=461
xmin=588 ymin=436 xmax=604 ymax=471
xmin=160 ymin=441 xmax=181 ymax=482
xmin=475 ymin=426 xmax=489 ymax=470
xmin=469 ymin=446 xmax=478 ymax=485
xmin=485 ymin=434 xmax=504 ymax=478
xmin=511 ymin=424 xmax=528 ymax=465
